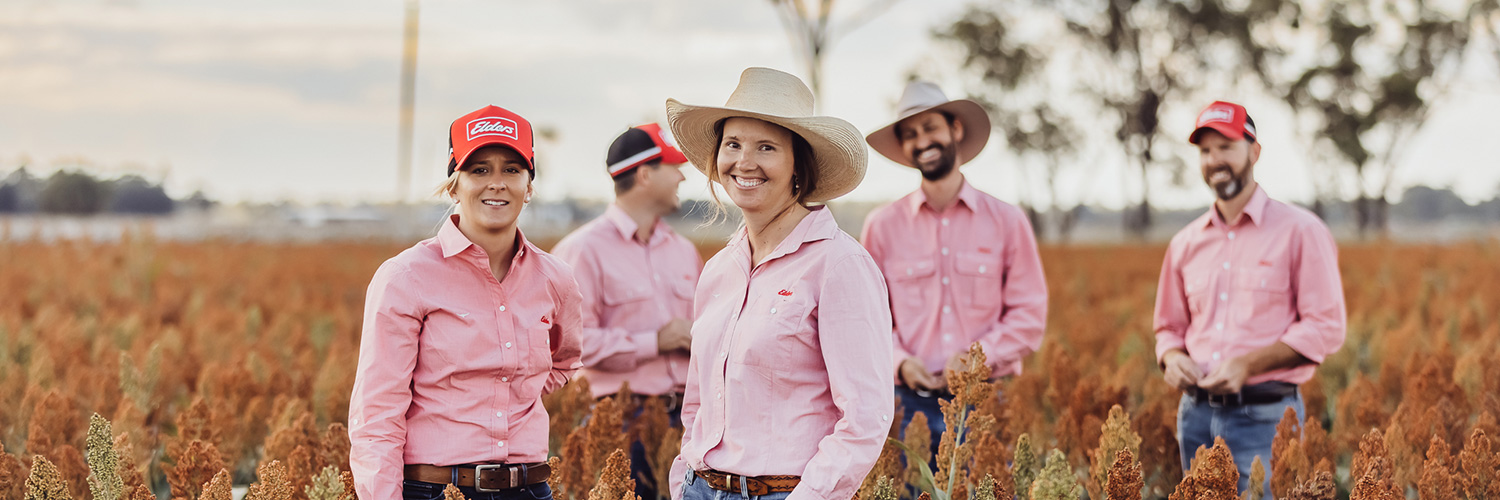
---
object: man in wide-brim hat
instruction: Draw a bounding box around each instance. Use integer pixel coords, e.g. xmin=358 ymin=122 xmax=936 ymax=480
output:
xmin=860 ymin=81 xmax=1049 ymax=455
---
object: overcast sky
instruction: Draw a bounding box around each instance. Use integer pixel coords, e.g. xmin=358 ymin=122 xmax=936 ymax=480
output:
xmin=2 ymin=0 xmax=1498 ymax=209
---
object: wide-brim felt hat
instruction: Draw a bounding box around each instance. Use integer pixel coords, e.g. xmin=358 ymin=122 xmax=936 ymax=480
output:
xmin=865 ymin=81 xmax=991 ymax=169
xmin=665 ymin=67 xmax=867 ymax=203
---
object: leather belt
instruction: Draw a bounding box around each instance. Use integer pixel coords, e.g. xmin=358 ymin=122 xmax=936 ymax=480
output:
xmin=1191 ymin=382 xmax=1298 ymax=408
xmin=694 ymin=469 xmax=800 ymax=496
xmin=404 ymin=463 xmax=550 ymax=492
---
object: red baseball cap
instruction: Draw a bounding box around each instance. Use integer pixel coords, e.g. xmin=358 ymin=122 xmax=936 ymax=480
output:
xmin=605 ymin=123 xmax=688 ymax=177
xmin=448 ymin=105 xmax=534 ymax=176
xmin=1189 ymin=101 xmax=1257 ymax=144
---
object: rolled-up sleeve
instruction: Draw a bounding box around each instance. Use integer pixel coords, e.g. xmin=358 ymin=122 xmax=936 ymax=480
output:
xmin=790 ymin=255 xmax=895 ymax=500
xmin=1153 ymin=242 xmax=1190 ymax=364
xmin=1279 ymin=222 xmax=1346 ymax=364
xmin=349 ymin=261 xmax=424 ymax=500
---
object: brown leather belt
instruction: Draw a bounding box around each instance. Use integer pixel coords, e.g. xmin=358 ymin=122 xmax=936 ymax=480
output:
xmin=404 ymin=463 xmax=550 ymax=492
xmin=694 ymin=469 xmax=799 ymax=496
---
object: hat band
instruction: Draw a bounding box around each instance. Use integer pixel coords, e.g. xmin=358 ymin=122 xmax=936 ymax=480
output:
xmin=608 ymin=146 xmax=663 ymax=176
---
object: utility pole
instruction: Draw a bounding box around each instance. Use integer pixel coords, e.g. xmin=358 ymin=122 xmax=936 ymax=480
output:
xmin=396 ymin=0 xmax=419 ymax=203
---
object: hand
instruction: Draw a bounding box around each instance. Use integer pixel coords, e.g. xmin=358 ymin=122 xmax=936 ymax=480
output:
xmin=656 ymin=318 xmax=693 ymax=353
xmin=942 ymin=351 xmax=976 ymax=381
xmin=1198 ymin=356 xmax=1250 ymax=395
xmin=899 ymin=357 xmax=946 ymax=391
xmin=1161 ymin=350 xmax=1203 ymax=391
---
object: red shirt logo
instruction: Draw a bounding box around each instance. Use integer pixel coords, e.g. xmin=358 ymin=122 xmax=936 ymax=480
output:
xmin=540 ymin=316 xmax=551 ymax=325
xmin=778 ymin=289 xmax=793 ymax=296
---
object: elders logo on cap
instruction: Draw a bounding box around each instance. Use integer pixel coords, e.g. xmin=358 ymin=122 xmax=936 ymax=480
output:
xmin=467 ymin=117 xmax=519 ymax=141
xmin=1197 ymin=105 xmax=1235 ymax=127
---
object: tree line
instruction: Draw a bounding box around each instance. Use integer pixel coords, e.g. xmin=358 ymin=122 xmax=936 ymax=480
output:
xmin=0 ymin=168 xmax=200 ymax=215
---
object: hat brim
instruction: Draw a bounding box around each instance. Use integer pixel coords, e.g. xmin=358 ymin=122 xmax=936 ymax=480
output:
xmin=865 ymin=99 xmax=991 ymax=169
xmin=452 ymin=140 xmax=535 ymax=176
xmin=666 ymin=98 xmax=868 ymax=203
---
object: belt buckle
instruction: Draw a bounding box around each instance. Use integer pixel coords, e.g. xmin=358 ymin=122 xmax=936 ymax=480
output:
xmin=472 ymin=464 xmax=509 ymax=493
xmin=1205 ymin=393 xmax=1241 ymax=408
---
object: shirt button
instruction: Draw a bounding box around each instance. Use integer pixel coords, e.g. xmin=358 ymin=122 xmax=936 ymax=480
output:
xmin=1216 ymin=323 xmax=1224 ymax=331
xmin=504 ymin=342 xmax=512 ymax=348
xmin=942 ymin=305 xmax=952 ymax=314
xmin=1222 ymin=262 xmax=1231 ymax=270
xmin=501 ymin=376 xmax=509 ymax=382
xmin=496 ymin=411 xmax=504 ymax=418
xmin=941 ymin=247 xmax=950 ymax=256
xmin=941 ymin=218 xmax=949 ymax=226
xmin=978 ymin=265 xmax=987 ymax=274
xmin=497 ymin=441 xmax=505 ymax=448
xmin=1228 ymin=231 xmax=1236 ymax=240
xmin=1212 ymin=352 xmax=1221 ymax=361
xmin=942 ymin=333 xmax=953 ymax=341
xmin=882 ymin=414 xmax=890 ymax=422
xmin=942 ymin=277 xmax=950 ymax=285
xmin=906 ymin=268 xmax=913 ymax=276
xmin=1219 ymin=292 xmax=1228 ymax=302
xmin=716 ymin=392 xmax=723 ymax=400
xmin=770 ymin=307 xmax=777 ymax=314
xmin=498 ymin=305 xmax=507 ymax=312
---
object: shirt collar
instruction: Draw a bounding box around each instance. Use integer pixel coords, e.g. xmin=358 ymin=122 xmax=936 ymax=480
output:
xmin=729 ymin=205 xmax=840 ymax=268
xmin=437 ymin=213 xmax=530 ymax=260
xmin=603 ymin=203 xmax=674 ymax=246
xmin=905 ymin=179 xmax=979 ymax=216
xmin=1202 ymin=185 xmax=1269 ymax=229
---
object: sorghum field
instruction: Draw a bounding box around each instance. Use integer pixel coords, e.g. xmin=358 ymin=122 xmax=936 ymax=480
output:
xmin=1 ymin=236 xmax=1497 ymax=500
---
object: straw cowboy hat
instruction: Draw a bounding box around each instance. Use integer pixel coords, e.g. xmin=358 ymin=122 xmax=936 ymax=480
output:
xmin=665 ymin=67 xmax=868 ymax=203
xmin=865 ymin=81 xmax=991 ymax=168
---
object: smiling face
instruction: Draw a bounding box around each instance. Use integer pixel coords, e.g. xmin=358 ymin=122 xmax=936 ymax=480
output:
xmin=714 ymin=117 xmax=803 ymax=215
xmin=896 ymin=110 xmax=964 ymax=181
xmin=1196 ymin=129 xmax=1260 ymax=201
xmin=454 ymin=145 xmax=533 ymax=233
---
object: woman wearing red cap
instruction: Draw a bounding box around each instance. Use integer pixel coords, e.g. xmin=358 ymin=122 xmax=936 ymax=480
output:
xmin=348 ymin=105 xmax=583 ymax=500
xmin=665 ymin=68 xmax=894 ymax=500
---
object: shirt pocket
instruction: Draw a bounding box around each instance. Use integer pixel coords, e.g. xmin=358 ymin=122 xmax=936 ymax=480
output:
xmin=885 ymin=259 xmax=936 ymax=332
xmin=419 ymin=308 xmax=482 ymax=367
xmin=954 ymin=251 xmax=1003 ymax=310
xmin=1183 ymin=273 xmax=1211 ymax=319
xmin=602 ymin=281 xmax=653 ymax=307
xmin=1233 ymin=268 xmax=1290 ymax=333
xmin=738 ymin=293 xmax=814 ymax=372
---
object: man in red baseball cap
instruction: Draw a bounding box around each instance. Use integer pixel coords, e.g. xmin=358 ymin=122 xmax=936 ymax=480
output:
xmin=551 ymin=123 xmax=701 ymax=500
xmin=1154 ymin=100 xmax=1346 ymax=499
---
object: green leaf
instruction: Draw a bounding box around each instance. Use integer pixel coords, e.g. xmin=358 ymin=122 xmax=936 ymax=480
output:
xmin=887 ymin=437 xmax=951 ymax=500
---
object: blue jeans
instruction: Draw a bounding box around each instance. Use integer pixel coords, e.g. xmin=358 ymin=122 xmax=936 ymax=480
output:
xmin=1176 ymin=391 xmax=1303 ymax=500
xmin=894 ymin=386 xmax=950 ymax=459
xmin=679 ymin=470 xmax=791 ymax=500
xmin=402 ymin=480 xmax=552 ymax=500
xmin=626 ymin=402 xmax=683 ymax=500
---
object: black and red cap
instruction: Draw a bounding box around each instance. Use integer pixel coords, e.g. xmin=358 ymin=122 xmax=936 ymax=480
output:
xmin=449 ymin=105 xmax=535 ymax=176
xmin=1189 ymin=101 xmax=1257 ymax=144
xmin=605 ymin=123 xmax=687 ymax=178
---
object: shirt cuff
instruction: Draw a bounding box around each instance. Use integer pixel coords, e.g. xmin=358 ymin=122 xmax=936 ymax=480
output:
xmin=1155 ymin=332 xmax=1187 ymax=365
xmin=633 ymin=329 xmax=660 ymax=363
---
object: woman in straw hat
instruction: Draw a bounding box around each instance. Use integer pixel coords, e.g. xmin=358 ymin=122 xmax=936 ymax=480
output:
xmin=664 ymin=67 xmax=894 ymax=500
xmin=349 ymin=105 xmax=582 ymax=500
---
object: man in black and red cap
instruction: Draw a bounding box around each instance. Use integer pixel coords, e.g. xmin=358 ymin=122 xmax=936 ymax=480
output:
xmin=552 ymin=123 xmax=702 ymax=499
xmin=1154 ymin=101 xmax=1346 ymax=499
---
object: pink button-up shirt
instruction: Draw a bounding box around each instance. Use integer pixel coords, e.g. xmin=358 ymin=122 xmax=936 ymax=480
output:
xmin=348 ymin=215 xmax=583 ymax=500
xmin=668 ymin=207 xmax=894 ymax=500
xmin=551 ymin=204 xmax=702 ymax=398
xmin=1153 ymin=187 xmax=1346 ymax=385
xmin=860 ymin=181 xmax=1048 ymax=379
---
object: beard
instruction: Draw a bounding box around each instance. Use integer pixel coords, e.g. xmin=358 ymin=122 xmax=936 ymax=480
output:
xmin=1204 ymin=152 xmax=1253 ymax=201
xmin=913 ymin=140 xmax=960 ymax=181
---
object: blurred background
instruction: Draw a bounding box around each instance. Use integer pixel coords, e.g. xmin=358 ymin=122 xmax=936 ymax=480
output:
xmin=1 ymin=0 xmax=1498 ymax=244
